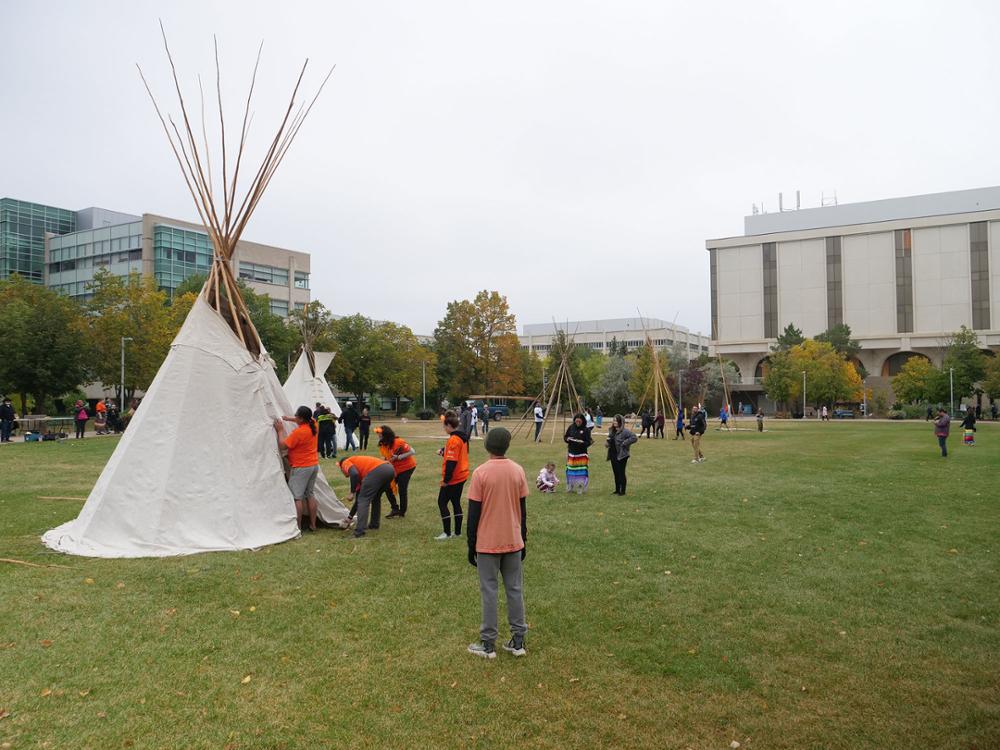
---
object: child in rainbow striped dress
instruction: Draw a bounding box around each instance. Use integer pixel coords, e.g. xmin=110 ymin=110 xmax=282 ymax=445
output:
xmin=563 ymin=414 xmax=593 ymax=494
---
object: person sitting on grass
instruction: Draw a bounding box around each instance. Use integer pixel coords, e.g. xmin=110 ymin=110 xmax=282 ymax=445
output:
xmin=466 ymin=427 xmax=529 ymax=660
xmin=339 ymin=454 xmax=395 ymax=538
xmin=536 ymin=462 xmax=559 ymax=493
xmin=274 ymin=406 xmax=321 ymax=532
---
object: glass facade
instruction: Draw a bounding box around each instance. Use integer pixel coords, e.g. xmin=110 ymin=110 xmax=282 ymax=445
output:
xmin=762 ymin=242 xmax=778 ymax=338
xmin=153 ymin=224 xmax=213 ymax=296
xmin=48 ymin=221 xmax=144 ymax=298
xmin=709 ymin=248 xmax=718 ymax=340
xmin=826 ymin=236 xmax=843 ymax=328
xmin=239 ymin=261 xmax=289 ymax=287
xmin=894 ymin=229 xmax=914 ymax=333
xmin=970 ymin=222 xmax=990 ymax=330
xmin=0 ymin=198 xmax=76 ymax=283
xmin=294 ymin=271 xmax=310 ymax=289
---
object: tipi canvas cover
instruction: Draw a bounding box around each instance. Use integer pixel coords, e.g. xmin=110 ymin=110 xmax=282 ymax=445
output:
xmin=283 ymin=350 xmax=345 ymax=449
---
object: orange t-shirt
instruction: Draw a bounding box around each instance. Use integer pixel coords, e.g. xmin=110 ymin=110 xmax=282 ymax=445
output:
xmin=339 ymin=454 xmax=387 ymax=479
xmin=284 ymin=422 xmax=319 ymax=468
xmin=95 ymin=401 xmax=107 ymax=414
xmin=441 ymin=432 xmax=469 ymax=485
xmin=379 ymin=438 xmax=416 ymax=475
xmin=467 ymin=456 xmax=529 ymax=554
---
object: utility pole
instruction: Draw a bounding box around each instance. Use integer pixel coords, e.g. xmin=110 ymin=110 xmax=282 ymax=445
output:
xmin=120 ymin=337 xmax=134 ymax=412
xmin=802 ymin=370 xmax=807 ymax=419
xmin=421 ymin=361 xmax=427 ymax=410
xmin=862 ymin=379 xmax=868 ymax=418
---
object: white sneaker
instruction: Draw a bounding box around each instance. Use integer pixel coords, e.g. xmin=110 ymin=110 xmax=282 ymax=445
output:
xmin=698 ymin=457 xmax=706 ymax=463
xmin=434 ymin=532 xmax=452 ymax=541
xmin=691 ymin=459 xmax=699 ymax=464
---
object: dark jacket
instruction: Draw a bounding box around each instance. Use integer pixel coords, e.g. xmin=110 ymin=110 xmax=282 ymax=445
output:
xmin=0 ymin=403 xmax=15 ymax=421
xmin=607 ymin=428 xmax=638 ymax=461
xmin=340 ymin=406 xmax=360 ymax=430
xmin=934 ymin=414 xmax=951 ymax=437
xmin=459 ymin=408 xmax=472 ymax=435
xmin=689 ymin=410 xmax=707 ymax=435
xmin=564 ymin=422 xmax=593 ymax=454
xmin=960 ymin=413 xmax=977 ymax=431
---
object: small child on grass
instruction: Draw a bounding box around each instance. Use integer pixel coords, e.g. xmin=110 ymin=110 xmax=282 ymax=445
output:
xmin=536 ymin=462 xmax=559 ymax=493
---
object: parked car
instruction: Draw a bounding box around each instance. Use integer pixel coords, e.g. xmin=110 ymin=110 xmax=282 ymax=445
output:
xmin=466 ymin=400 xmax=511 ymax=420
xmin=833 ymin=408 xmax=855 ymax=419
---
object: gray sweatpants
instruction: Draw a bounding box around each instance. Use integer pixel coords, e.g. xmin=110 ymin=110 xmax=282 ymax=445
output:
xmin=354 ymin=462 xmax=395 ymax=535
xmin=477 ymin=551 xmax=527 ymax=644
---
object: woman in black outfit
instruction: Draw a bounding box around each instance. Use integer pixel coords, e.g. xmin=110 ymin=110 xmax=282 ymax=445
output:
xmin=358 ymin=407 xmax=372 ymax=450
xmin=606 ymin=414 xmax=638 ymax=496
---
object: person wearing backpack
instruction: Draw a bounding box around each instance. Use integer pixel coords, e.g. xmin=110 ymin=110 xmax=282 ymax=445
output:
xmin=73 ymin=400 xmax=89 ymax=439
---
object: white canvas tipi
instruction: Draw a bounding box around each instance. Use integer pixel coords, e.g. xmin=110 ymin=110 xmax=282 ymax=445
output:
xmin=283 ymin=350 xmax=346 ymax=450
xmin=42 ymin=29 xmax=345 ymax=556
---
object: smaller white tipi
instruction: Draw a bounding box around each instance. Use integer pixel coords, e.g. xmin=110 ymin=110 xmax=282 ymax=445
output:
xmin=283 ymin=350 xmax=346 ymax=450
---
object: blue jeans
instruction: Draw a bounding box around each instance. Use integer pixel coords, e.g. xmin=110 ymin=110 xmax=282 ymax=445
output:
xmin=344 ymin=429 xmax=357 ymax=450
xmin=938 ymin=435 xmax=947 ymax=456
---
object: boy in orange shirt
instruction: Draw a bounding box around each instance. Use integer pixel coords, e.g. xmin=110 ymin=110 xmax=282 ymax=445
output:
xmin=466 ymin=427 xmax=529 ymax=659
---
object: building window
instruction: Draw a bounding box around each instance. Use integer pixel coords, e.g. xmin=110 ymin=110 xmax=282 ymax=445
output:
xmin=826 ymin=236 xmax=843 ymax=328
xmin=970 ymin=221 xmax=991 ymax=330
xmin=294 ymin=271 xmax=309 ymax=289
xmin=762 ymin=243 xmax=778 ymax=338
xmin=894 ymin=229 xmax=913 ymax=333
xmin=269 ymin=299 xmax=289 ymax=317
xmin=709 ymin=248 xmax=718 ymax=340
xmin=238 ymin=261 xmax=289 ymax=286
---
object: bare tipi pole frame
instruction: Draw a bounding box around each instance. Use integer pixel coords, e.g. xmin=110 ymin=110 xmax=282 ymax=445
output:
xmin=540 ymin=323 xmax=584 ymax=443
xmin=634 ymin=311 xmax=679 ymax=423
xmin=137 ymin=21 xmax=333 ymax=356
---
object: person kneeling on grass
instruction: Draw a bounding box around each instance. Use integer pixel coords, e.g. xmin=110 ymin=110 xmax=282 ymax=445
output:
xmin=274 ymin=406 xmax=321 ymax=532
xmin=536 ymin=462 xmax=559 ymax=493
xmin=466 ymin=427 xmax=529 ymax=659
xmin=339 ymin=454 xmax=395 ymax=538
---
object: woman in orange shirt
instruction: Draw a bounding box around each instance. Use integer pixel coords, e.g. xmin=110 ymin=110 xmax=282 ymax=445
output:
xmin=436 ymin=410 xmax=470 ymax=540
xmin=378 ymin=425 xmax=417 ymax=519
xmin=274 ymin=405 xmax=321 ymax=532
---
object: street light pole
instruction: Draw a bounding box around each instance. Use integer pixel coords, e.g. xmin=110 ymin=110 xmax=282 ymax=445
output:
xmin=120 ymin=337 xmax=133 ymax=412
xmin=802 ymin=370 xmax=807 ymax=419
xmin=949 ymin=367 xmax=955 ymax=416
xmin=862 ymin=379 xmax=868 ymax=418
xmin=421 ymin=360 xmax=427 ymax=410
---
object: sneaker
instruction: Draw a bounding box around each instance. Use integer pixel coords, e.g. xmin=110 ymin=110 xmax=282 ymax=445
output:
xmin=386 ymin=510 xmax=400 ymax=519
xmin=434 ymin=532 xmax=452 ymax=541
xmin=352 ymin=531 xmax=366 ymax=539
xmin=467 ymin=640 xmax=496 ymax=659
xmin=453 ymin=532 xmax=462 ymax=538
xmin=698 ymin=457 xmax=706 ymax=463
xmin=503 ymin=636 xmax=526 ymax=657
xmin=691 ymin=459 xmax=699 ymax=464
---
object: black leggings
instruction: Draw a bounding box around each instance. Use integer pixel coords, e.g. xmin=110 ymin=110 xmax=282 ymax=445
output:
xmin=610 ymin=456 xmax=629 ymax=494
xmin=359 ymin=427 xmax=370 ymax=450
xmin=75 ymin=418 xmax=87 ymax=439
xmin=386 ymin=467 xmax=414 ymax=515
xmin=437 ymin=481 xmax=465 ymax=535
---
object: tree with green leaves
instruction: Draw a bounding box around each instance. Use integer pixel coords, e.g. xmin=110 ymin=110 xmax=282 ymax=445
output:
xmin=762 ymin=349 xmax=797 ymax=410
xmin=590 ymin=355 xmax=635 ymax=415
xmin=892 ymin=356 xmax=942 ymax=404
xmin=940 ymin=326 xmax=986 ymax=401
xmin=0 ymin=275 xmax=89 ymax=412
xmin=815 ymin=323 xmax=862 ymax=360
xmin=982 ymin=356 xmax=1000 ymax=402
xmin=772 ymin=323 xmax=804 ymax=352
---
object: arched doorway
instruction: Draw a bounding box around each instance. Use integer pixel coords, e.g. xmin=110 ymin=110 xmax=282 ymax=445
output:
xmin=881 ymin=351 xmax=930 ymax=377
xmin=754 ymin=356 xmax=770 ymax=382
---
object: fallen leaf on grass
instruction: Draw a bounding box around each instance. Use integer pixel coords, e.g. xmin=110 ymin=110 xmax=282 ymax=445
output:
xmin=230 ymin=610 xmax=240 ymax=617
xmin=241 ymin=675 xmax=252 ymax=684
xmin=0 ymin=709 xmax=10 ymax=720
xmin=97 ymin=711 xmax=107 ymax=719
xmin=617 ymin=713 xmax=627 ymax=720
xmin=450 ymin=681 xmax=458 ymax=688
xmin=569 ymin=677 xmax=580 ymax=683
xmin=84 ymin=577 xmax=95 ymax=585
xmin=0 ymin=642 xmax=14 ymax=649
xmin=115 ymin=581 xmax=125 ymax=589
xmin=40 ymin=688 xmax=52 ymax=697
xmin=39 ymin=639 xmax=53 ymax=648
xmin=948 ymin=548 xmax=959 ymax=555
xmin=730 ymin=742 xmax=741 ymax=749
xmin=164 ymin=608 xmax=176 ymax=617
xmin=78 ymin=689 xmax=90 ymax=697
xmin=249 ymin=606 xmax=256 ymax=612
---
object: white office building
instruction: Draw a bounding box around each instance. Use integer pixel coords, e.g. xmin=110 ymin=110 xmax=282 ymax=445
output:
xmin=520 ymin=318 xmax=710 ymax=357
xmin=707 ymin=186 xmax=1000 ymax=408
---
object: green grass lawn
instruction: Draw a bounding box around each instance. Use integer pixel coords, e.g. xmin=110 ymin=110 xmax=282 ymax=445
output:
xmin=1 ymin=420 xmax=998 ymax=749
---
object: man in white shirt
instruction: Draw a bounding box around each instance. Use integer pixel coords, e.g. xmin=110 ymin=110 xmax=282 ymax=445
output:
xmin=471 ymin=405 xmax=479 ymax=437
xmin=533 ymin=402 xmax=544 ymax=442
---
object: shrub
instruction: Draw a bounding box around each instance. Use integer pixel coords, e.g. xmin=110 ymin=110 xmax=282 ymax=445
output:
xmin=415 ymin=409 xmax=435 ymax=420
xmin=887 ymin=409 xmax=907 ymax=420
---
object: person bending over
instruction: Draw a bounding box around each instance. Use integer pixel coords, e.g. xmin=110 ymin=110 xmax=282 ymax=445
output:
xmin=339 ymin=454 xmax=395 ymax=538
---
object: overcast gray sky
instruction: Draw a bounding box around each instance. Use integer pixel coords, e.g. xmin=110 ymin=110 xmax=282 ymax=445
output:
xmin=4 ymin=0 xmax=999 ymax=336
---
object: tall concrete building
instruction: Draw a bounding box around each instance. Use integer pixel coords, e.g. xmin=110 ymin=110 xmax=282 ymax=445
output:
xmin=707 ymin=186 xmax=1000 ymax=409
xmin=2 ymin=197 xmax=311 ymax=316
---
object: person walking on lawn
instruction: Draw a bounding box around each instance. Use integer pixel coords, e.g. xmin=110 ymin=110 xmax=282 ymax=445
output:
xmin=480 ymin=404 xmax=490 ymax=435
xmin=675 ymin=408 xmax=685 ymax=440
xmin=689 ymin=404 xmax=707 ymax=463
xmin=934 ymin=407 xmax=951 ymax=457
xmin=339 ymin=401 xmax=360 ymax=451
xmin=466 ymin=427 xmax=529 ymax=659
xmin=436 ymin=410 xmax=470 ymax=540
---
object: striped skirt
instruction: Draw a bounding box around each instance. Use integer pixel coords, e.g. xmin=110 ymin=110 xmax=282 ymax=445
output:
xmin=566 ymin=452 xmax=589 ymax=489
xmin=964 ymin=429 xmax=975 ymax=445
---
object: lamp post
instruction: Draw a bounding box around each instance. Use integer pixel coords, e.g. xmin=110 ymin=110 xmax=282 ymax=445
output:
xmin=949 ymin=367 xmax=954 ymax=417
xmin=862 ymin=379 xmax=868 ymax=418
xmin=120 ymin=337 xmax=134 ymax=412
xmin=421 ymin=360 xmax=427 ymax=410
xmin=802 ymin=370 xmax=807 ymax=419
